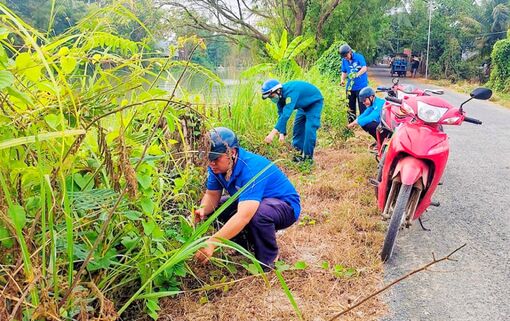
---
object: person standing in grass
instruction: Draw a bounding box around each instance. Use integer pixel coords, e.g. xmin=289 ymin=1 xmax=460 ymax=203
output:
xmin=261 ymin=79 xmax=324 ymax=162
xmin=194 ymin=127 xmax=301 ymax=270
xmin=347 ymin=86 xmax=385 ymax=141
xmin=339 ymin=44 xmax=369 ymax=123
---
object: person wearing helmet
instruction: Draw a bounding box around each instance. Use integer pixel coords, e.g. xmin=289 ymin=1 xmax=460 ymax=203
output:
xmin=339 ymin=44 xmax=369 ymax=123
xmin=261 ymin=79 xmax=324 ymax=162
xmin=347 ymin=86 xmax=385 ymax=141
xmin=194 ymin=127 xmax=301 ymax=270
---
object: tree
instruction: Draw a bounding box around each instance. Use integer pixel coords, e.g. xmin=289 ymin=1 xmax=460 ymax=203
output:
xmin=1 ymin=0 xmax=89 ymax=35
xmin=479 ymin=0 xmax=510 ymax=59
xmin=158 ymin=0 xmax=343 ymax=45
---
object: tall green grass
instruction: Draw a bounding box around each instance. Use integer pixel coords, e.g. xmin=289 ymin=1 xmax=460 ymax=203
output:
xmin=0 ymin=4 xmax=309 ymax=320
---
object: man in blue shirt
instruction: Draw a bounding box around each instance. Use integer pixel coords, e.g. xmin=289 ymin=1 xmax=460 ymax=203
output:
xmin=347 ymin=87 xmax=385 ymax=141
xmin=261 ymin=79 xmax=324 ymax=161
xmin=194 ymin=127 xmax=301 ymax=269
xmin=339 ymin=44 xmax=369 ymax=123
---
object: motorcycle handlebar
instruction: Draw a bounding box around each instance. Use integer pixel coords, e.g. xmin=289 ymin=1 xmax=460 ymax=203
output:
xmin=386 ymin=96 xmax=402 ymax=104
xmin=463 ymin=116 xmax=482 ymax=125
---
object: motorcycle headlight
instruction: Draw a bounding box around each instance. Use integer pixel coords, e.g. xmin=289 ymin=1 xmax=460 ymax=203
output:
xmin=417 ymin=101 xmax=448 ymax=123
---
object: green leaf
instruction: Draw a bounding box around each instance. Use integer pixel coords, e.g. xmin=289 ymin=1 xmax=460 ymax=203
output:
xmin=146 ymin=298 xmax=160 ymax=320
xmin=60 ymin=56 xmax=77 ymax=74
xmin=0 ymin=27 xmax=9 ymax=40
xmin=288 ymin=37 xmax=314 ymax=60
xmin=0 ymin=45 xmax=8 ymax=65
xmin=245 ymin=263 xmax=260 ymax=275
xmin=343 ymin=268 xmax=357 ymax=278
xmin=173 ymin=177 xmax=184 ymax=194
xmin=0 ymin=70 xmax=14 ymax=90
xmin=124 ymin=210 xmax=142 ymax=220
xmin=0 ymin=225 xmax=13 ymax=248
xmin=44 ymin=114 xmax=60 ymax=130
xmin=142 ymin=219 xmax=156 ymax=236
xmin=275 ymin=269 xmax=303 ymax=320
xmin=87 ymin=248 xmax=118 ymax=271
xmin=73 ymin=173 xmax=88 ymax=190
xmin=137 ymin=174 xmax=152 ymax=190
xmin=179 ymin=216 xmax=192 ymax=239
xmin=321 ymin=261 xmax=330 ymax=270
xmin=293 ymin=261 xmax=307 ymax=270
xmin=15 ymin=52 xmax=41 ymax=82
xmin=140 ymin=197 xmax=155 ymax=215
xmin=199 ymin=296 xmax=208 ymax=305
xmin=173 ymin=262 xmax=187 ymax=277
xmin=0 ymin=129 xmax=86 ymax=150
xmin=8 ymin=204 xmax=27 ymax=230
xmin=6 ymin=86 xmax=33 ymax=106
xmin=334 ymin=264 xmax=344 ymax=273
xmin=278 ymin=30 xmax=288 ymax=60
xmin=275 ymin=260 xmax=291 ymax=272
xmin=152 ymin=225 xmax=165 ymax=239
xmin=121 ymin=235 xmax=138 ymax=250
xmin=241 ymin=63 xmax=275 ymax=78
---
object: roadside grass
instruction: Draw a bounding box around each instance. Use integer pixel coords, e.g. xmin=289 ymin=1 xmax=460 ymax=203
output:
xmin=159 ymin=131 xmax=387 ymax=321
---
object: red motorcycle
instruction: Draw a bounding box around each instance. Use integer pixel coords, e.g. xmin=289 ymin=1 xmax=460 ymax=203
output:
xmin=373 ymin=88 xmax=492 ymax=261
xmin=378 ymin=77 xmax=444 ymax=99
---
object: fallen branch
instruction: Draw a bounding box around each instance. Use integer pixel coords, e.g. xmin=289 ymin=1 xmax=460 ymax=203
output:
xmin=328 ymin=243 xmax=467 ymax=321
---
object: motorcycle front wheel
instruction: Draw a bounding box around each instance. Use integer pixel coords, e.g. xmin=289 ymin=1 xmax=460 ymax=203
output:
xmin=381 ymin=183 xmax=413 ymax=262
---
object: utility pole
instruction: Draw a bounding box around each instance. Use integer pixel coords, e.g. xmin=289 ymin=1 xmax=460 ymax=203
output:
xmin=425 ymin=0 xmax=433 ymax=79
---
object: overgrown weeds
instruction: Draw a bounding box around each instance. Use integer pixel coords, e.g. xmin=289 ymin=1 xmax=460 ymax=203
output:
xmin=0 ymin=4 xmax=356 ymax=320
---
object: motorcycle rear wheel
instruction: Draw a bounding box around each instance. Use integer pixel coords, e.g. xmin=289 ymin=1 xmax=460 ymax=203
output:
xmin=381 ymin=183 xmax=413 ymax=262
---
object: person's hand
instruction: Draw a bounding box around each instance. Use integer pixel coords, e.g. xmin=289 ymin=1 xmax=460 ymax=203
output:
xmin=264 ymin=132 xmax=275 ymax=144
xmin=279 ymin=133 xmax=285 ymax=143
xmin=194 ymin=207 xmax=205 ymax=224
xmin=347 ymin=121 xmax=357 ymax=129
xmin=194 ymin=240 xmax=216 ymax=264
xmin=340 ymin=80 xmax=345 ymax=87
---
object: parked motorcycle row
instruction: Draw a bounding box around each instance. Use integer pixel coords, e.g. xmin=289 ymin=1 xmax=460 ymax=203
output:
xmin=370 ymin=78 xmax=492 ymax=261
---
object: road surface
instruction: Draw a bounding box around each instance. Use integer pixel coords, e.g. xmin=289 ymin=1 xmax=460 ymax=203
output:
xmin=370 ymin=66 xmax=510 ymax=321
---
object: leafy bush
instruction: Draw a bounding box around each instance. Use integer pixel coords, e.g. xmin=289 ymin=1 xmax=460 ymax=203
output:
xmin=489 ymin=37 xmax=510 ymax=91
xmin=314 ymin=40 xmax=345 ymax=81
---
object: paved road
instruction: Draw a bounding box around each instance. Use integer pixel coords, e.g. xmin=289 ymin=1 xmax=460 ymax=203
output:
xmin=370 ymin=66 xmax=510 ymax=321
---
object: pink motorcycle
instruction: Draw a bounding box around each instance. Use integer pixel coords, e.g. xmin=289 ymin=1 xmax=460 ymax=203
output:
xmin=374 ymin=88 xmax=492 ymax=261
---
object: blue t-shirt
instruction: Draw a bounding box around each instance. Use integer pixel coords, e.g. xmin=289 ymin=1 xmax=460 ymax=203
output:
xmin=274 ymin=80 xmax=324 ymax=134
xmin=206 ymin=148 xmax=301 ymax=219
xmin=357 ymin=97 xmax=385 ymax=127
xmin=341 ymin=52 xmax=369 ymax=91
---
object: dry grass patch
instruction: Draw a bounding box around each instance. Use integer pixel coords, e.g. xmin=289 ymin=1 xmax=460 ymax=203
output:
xmin=159 ymin=134 xmax=387 ymax=321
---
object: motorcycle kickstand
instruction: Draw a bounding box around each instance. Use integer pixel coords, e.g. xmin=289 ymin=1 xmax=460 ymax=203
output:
xmin=418 ymin=217 xmax=430 ymax=231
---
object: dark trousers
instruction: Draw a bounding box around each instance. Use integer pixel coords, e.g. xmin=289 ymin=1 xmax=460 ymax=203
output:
xmin=216 ymin=196 xmax=296 ymax=267
xmin=361 ymin=121 xmax=379 ymax=140
xmin=347 ymin=90 xmax=367 ymax=123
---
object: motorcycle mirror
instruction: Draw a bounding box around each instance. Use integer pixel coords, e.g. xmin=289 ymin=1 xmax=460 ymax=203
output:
xmin=425 ymin=89 xmax=444 ymax=95
xmin=460 ymin=87 xmax=493 ymax=112
xmin=470 ymin=87 xmax=492 ymax=100
xmin=392 ymin=77 xmax=399 ymax=85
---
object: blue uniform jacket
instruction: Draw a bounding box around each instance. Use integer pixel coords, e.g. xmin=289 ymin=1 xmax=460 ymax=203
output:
xmin=357 ymin=97 xmax=385 ymax=127
xmin=274 ymin=80 xmax=323 ymax=134
xmin=206 ymin=148 xmax=301 ymax=219
xmin=341 ymin=52 xmax=368 ymax=91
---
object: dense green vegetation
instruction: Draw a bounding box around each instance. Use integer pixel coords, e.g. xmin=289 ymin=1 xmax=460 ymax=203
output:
xmin=0 ymin=2 xmax=347 ymax=319
xmin=1 ymin=0 xmax=510 ymax=320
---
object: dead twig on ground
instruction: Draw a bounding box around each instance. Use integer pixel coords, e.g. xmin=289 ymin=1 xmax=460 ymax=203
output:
xmin=328 ymin=243 xmax=467 ymax=321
